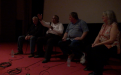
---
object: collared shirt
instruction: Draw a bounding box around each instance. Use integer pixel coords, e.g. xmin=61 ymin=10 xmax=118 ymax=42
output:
xmin=66 ymin=19 xmax=89 ymax=41
xmin=42 ymin=21 xmax=64 ymax=36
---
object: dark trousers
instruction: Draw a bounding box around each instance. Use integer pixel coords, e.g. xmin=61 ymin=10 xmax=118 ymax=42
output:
xmin=86 ymin=44 xmax=117 ymax=73
xmin=37 ymin=33 xmax=61 ymax=60
xmin=18 ymin=36 xmax=37 ymax=54
xmin=58 ymin=40 xmax=85 ymax=58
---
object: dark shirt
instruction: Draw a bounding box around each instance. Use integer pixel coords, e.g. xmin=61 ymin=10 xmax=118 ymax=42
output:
xmin=26 ymin=23 xmax=44 ymax=37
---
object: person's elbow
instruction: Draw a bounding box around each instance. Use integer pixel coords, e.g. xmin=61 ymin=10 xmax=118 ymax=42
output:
xmin=58 ymin=29 xmax=64 ymax=34
xmin=108 ymin=39 xmax=115 ymax=44
xmin=60 ymin=31 xmax=64 ymax=34
xmin=83 ymin=31 xmax=88 ymax=36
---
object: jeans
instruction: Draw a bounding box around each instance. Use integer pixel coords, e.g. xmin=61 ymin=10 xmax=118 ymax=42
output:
xmin=17 ymin=36 xmax=37 ymax=54
xmin=58 ymin=40 xmax=84 ymax=58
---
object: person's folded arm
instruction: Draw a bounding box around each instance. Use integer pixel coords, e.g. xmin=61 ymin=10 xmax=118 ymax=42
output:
xmin=74 ymin=31 xmax=88 ymax=40
xmin=94 ymin=23 xmax=119 ymax=47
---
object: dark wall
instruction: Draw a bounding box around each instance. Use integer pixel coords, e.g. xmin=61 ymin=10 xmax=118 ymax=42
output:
xmin=27 ymin=0 xmax=44 ymax=32
xmin=0 ymin=0 xmax=44 ymax=42
xmin=15 ymin=20 xmax=22 ymax=41
xmin=0 ymin=0 xmax=16 ymax=42
xmin=32 ymin=0 xmax=44 ymax=16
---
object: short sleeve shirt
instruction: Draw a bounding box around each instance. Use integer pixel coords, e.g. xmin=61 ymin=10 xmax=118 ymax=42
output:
xmin=66 ymin=19 xmax=89 ymax=40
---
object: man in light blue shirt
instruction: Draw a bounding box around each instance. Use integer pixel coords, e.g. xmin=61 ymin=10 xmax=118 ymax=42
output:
xmin=58 ymin=12 xmax=89 ymax=60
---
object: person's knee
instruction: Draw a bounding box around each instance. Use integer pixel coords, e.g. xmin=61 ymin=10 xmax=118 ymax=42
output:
xmin=37 ymin=37 xmax=44 ymax=43
xmin=58 ymin=40 xmax=66 ymax=47
xmin=47 ymin=38 xmax=55 ymax=45
xmin=30 ymin=36 xmax=36 ymax=40
xmin=18 ymin=36 xmax=24 ymax=40
xmin=69 ymin=42 xmax=76 ymax=48
xmin=18 ymin=36 xmax=21 ymax=38
xmin=58 ymin=40 xmax=63 ymax=46
xmin=70 ymin=40 xmax=79 ymax=46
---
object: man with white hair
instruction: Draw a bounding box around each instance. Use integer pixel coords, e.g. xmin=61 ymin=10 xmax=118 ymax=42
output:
xmin=14 ymin=16 xmax=44 ymax=57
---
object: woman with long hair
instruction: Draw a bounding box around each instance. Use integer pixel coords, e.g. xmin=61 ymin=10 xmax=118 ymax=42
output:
xmin=84 ymin=10 xmax=120 ymax=75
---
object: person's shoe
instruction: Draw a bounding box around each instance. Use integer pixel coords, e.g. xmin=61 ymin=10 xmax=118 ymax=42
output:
xmin=34 ymin=55 xmax=41 ymax=58
xmin=42 ymin=59 xmax=50 ymax=63
xmin=88 ymin=72 xmax=96 ymax=75
xmin=88 ymin=72 xmax=102 ymax=75
xmin=14 ymin=52 xmax=23 ymax=55
xmin=28 ymin=54 xmax=34 ymax=58
xmin=80 ymin=53 xmax=86 ymax=64
xmin=84 ymin=66 xmax=93 ymax=71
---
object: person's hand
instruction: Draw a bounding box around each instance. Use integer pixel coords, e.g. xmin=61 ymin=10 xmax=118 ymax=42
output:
xmin=25 ymin=36 xmax=28 ymax=40
xmin=25 ymin=35 xmax=32 ymax=40
xmin=91 ymin=43 xmax=95 ymax=47
xmin=27 ymin=36 xmax=31 ymax=40
xmin=27 ymin=35 xmax=33 ymax=40
xmin=74 ymin=37 xmax=81 ymax=40
xmin=62 ymin=38 xmax=66 ymax=41
xmin=37 ymin=14 xmax=42 ymax=21
xmin=92 ymin=43 xmax=99 ymax=47
xmin=49 ymin=26 xmax=53 ymax=30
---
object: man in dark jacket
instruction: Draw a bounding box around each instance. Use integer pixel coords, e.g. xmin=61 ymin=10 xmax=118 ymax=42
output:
xmin=14 ymin=16 xmax=44 ymax=57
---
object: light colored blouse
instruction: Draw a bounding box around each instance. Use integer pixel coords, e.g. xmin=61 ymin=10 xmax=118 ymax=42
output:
xmin=99 ymin=22 xmax=120 ymax=54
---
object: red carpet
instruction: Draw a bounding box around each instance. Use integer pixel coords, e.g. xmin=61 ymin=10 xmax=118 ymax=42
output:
xmin=0 ymin=42 xmax=121 ymax=75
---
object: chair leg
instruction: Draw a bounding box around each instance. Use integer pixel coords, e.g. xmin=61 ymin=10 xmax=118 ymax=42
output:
xmin=25 ymin=43 xmax=29 ymax=54
xmin=54 ymin=46 xmax=57 ymax=60
xmin=54 ymin=46 xmax=56 ymax=56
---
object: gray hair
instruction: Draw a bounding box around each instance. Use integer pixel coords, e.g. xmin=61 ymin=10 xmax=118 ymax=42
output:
xmin=54 ymin=15 xmax=59 ymax=21
xmin=32 ymin=16 xmax=38 ymax=20
xmin=70 ymin=12 xmax=79 ymax=20
xmin=103 ymin=10 xmax=117 ymax=25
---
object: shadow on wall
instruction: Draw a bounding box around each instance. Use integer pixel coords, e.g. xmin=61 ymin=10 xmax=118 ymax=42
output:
xmin=15 ymin=20 xmax=23 ymax=42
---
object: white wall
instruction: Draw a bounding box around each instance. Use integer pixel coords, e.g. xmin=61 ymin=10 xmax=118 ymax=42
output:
xmin=43 ymin=0 xmax=121 ymax=23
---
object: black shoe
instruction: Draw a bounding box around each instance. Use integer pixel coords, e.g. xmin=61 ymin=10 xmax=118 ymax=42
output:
xmin=34 ymin=54 xmax=44 ymax=58
xmin=88 ymin=72 xmax=102 ymax=75
xmin=42 ymin=59 xmax=50 ymax=63
xmin=14 ymin=52 xmax=23 ymax=55
xmin=84 ymin=66 xmax=93 ymax=71
xmin=28 ymin=54 xmax=34 ymax=58
xmin=34 ymin=55 xmax=41 ymax=58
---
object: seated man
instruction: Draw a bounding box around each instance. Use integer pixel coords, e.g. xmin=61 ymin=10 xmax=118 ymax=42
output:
xmin=58 ymin=12 xmax=89 ymax=60
xmin=14 ymin=16 xmax=44 ymax=57
xmin=34 ymin=14 xmax=64 ymax=63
